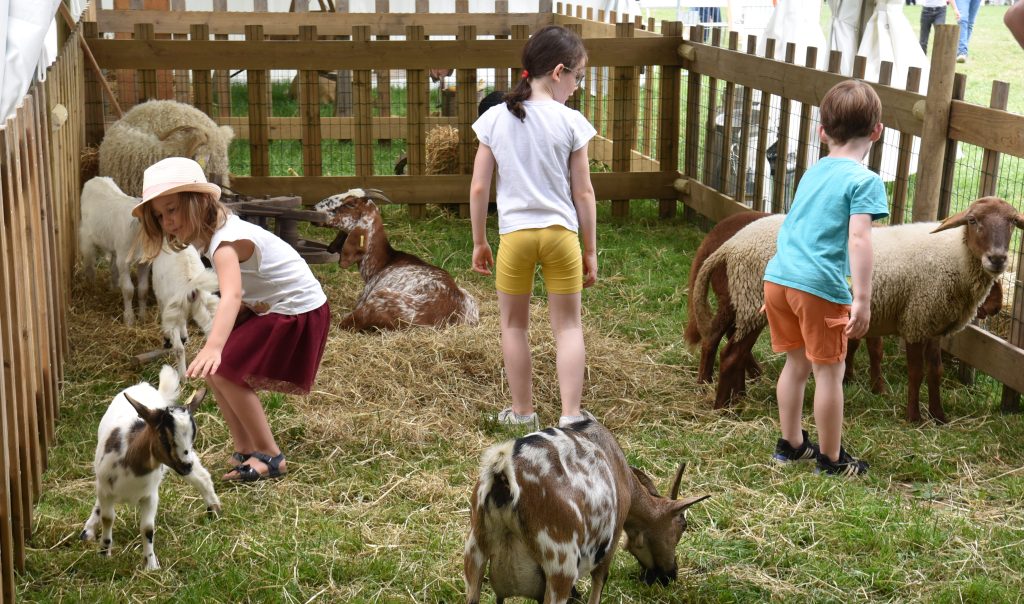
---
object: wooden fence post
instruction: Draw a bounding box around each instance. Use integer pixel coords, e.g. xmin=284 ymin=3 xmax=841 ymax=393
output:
xmin=912 ymin=24 xmax=958 ymax=222
xmin=611 ymin=21 xmax=637 ymax=219
xmin=352 ymin=26 xmax=374 ymax=179
xmin=82 ymin=21 xmax=105 ymax=147
xmin=190 ymin=24 xmax=214 ymax=116
xmin=457 ymin=24 xmax=477 ymax=219
xmin=658 ymin=20 xmax=682 ymax=219
xmin=375 ymin=0 xmax=393 ymax=155
xmin=299 ymin=26 xmax=323 ymax=179
xmin=406 ymin=25 xmax=428 ymax=219
xmin=245 ymin=25 xmax=270 ymax=178
xmin=213 ymin=0 xmax=232 ymax=118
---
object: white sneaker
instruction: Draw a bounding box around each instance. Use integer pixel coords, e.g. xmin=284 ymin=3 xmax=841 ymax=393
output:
xmin=558 ymin=410 xmax=596 ymax=428
xmin=497 ymin=408 xmax=540 ymax=431
xmin=956 ymin=54 xmax=967 ymax=63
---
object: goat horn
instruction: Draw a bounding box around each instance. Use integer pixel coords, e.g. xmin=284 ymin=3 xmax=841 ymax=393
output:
xmin=157 ymin=125 xmax=199 ymax=141
xmin=669 ymin=462 xmax=686 ymax=500
xmin=362 ymin=189 xmax=394 ymax=205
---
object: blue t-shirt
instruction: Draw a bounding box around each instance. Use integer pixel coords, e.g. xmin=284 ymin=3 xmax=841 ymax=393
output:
xmin=763 ymin=157 xmax=889 ymax=304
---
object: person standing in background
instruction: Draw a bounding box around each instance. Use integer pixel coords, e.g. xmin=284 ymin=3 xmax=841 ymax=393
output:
xmin=954 ymin=0 xmax=983 ymax=62
xmin=921 ymin=0 xmax=961 ymax=53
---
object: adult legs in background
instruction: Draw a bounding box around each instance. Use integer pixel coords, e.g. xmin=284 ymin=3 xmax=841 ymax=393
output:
xmin=956 ymin=0 xmax=983 ymax=57
xmin=920 ymin=6 xmax=947 ymax=53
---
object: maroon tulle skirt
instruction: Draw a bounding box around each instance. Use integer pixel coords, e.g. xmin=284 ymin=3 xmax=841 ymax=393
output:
xmin=217 ymin=302 xmax=330 ymax=394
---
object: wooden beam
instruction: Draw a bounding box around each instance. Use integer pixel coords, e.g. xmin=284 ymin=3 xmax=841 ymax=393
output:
xmin=942 ymin=324 xmax=1024 ymax=396
xmin=912 ymin=24 xmax=958 ymax=222
xmin=676 ymin=177 xmax=753 ymax=223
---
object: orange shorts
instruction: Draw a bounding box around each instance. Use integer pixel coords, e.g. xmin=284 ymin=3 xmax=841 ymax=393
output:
xmin=763 ymin=282 xmax=851 ymax=364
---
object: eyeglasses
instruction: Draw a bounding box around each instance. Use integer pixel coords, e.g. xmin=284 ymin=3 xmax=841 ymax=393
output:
xmin=562 ymin=66 xmax=585 ymax=86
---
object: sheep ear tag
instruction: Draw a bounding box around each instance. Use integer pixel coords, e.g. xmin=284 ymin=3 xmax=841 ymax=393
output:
xmin=194 ymin=154 xmax=209 ymax=170
xmin=183 ymin=388 xmax=207 ymax=413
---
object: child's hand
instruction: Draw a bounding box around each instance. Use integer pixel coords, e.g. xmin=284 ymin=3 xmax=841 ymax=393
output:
xmin=845 ymin=300 xmax=870 ymax=339
xmin=472 ymin=242 xmax=494 ymax=276
xmin=187 ymin=344 xmax=223 ymax=379
xmin=582 ymin=250 xmax=598 ymax=288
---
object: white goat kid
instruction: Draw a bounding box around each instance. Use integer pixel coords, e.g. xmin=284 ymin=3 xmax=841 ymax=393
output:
xmin=464 ymin=418 xmax=709 ymax=604
xmin=79 ymin=176 xmax=151 ymax=326
xmin=152 ymin=244 xmax=220 ymax=377
xmin=80 ymin=365 xmax=220 ymax=570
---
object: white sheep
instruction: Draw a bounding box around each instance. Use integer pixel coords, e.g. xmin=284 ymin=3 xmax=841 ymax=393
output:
xmin=151 ymin=245 xmax=220 ymax=378
xmin=79 ymin=176 xmax=151 ymax=326
xmin=98 ymin=99 xmax=234 ymax=198
xmin=691 ymin=196 xmax=1024 ymax=422
xmin=80 ymin=365 xmax=220 ymax=570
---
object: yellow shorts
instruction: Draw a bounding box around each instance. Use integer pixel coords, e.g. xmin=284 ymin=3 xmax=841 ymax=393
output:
xmin=496 ymin=226 xmax=582 ymax=295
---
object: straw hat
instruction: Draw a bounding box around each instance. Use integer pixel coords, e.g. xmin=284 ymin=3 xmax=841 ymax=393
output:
xmin=132 ymin=157 xmax=221 ymax=218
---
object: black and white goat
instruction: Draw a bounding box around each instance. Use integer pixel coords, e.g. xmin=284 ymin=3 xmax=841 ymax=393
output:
xmin=79 ymin=176 xmax=151 ymax=326
xmin=314 ymin=188 xmax=479 ymax=330
xmin=80 ymin=365 xmax=220 ymax=570
xmin=152 ymin=244 xmax=220 ymax=377
xmin=464 ymin=418 xmax=710 ymax=603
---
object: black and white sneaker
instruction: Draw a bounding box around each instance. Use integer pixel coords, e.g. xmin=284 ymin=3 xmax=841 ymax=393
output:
xmin=772 ymin=429 xmax=819 ymax=464
xmin=816 ymin=447 xmax=869 ymax=477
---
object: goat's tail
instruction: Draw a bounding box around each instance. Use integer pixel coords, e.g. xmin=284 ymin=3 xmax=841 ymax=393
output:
xmin=476 ymin=441 xmax=520 ymax=511
xmin=157 ymin=364 xmax=181 ymax=405
xmin=691 ymin=249 xmax=727 ymax=344
xmin=684 ymin=252 xmax=707 ymax=348
xmin=187 ymin=269 xmax=219 ymax=294
xmin=460 ymin=289 xmax=480 ymax=326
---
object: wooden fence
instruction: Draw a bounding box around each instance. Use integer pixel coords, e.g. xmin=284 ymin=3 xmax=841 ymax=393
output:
xmin=0 ymin=18 xmax=84 ymax=603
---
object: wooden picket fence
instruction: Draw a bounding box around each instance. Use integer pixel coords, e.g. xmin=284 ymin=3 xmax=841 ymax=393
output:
xmin=0 ymin=18 xmax=84 ymax=603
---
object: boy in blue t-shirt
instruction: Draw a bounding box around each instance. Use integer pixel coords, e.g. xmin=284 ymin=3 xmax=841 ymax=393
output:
xmin=763 ymin=80 xmax=889 ymax=477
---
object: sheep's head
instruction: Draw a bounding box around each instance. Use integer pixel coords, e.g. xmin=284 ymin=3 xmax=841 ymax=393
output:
xmin=157 ymin=125 xmax=234 ymax=190
xmin=124 ymin=388 xmax=207 ymax=477
xmin=623 ymin=464 xmax=710 ymax=585
xmin=932 ymin=196 xmax=1024 ymax=275
xmin=314 ymin=189 xmax=392 ymax=230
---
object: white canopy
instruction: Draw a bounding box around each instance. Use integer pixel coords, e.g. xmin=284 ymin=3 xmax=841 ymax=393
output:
xmin=1 ymin=0 xmax=71 ymax=123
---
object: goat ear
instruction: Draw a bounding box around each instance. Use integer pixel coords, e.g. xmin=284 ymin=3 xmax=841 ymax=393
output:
xmin=670 ymin=494 xmax=711 ymax=516
xmin=1015 ymin=213 xmax=1024 ymax=229
xmin=669 ymin=462 xmax=686 ymax=500
xmin=339 ymin=228 xmax=367 ymax=269
xmin=931 ymin=209 xmax=970 ymax=234
xmin=123 ymin=393 xmax=156 ymax=424
xmin=327 ymin=230 xmax=348 ymax=255
xmin=182 ymin=388 xmax=207 ymax=414
xmin=630 ymin=467 xmax=660 ymax=498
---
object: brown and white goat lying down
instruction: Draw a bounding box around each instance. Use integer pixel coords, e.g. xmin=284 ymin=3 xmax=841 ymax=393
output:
xmin=465 ymin=418 xmax=709 ymax=603
xmin=81 ymin=365 xmax=220 ymax=570
xmin=315 ymin=189 xmax=479 ymax=330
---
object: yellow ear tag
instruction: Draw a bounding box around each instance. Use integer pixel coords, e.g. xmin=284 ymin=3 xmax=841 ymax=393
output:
xmin=196 ymin=155 xmax=208 ymax=169
xmin=360 ymin=235 xmax=365 ymax=248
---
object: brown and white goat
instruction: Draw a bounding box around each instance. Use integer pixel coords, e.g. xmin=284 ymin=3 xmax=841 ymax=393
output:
xmin=80 ymin=365 xmax=220 ymax=570
xmin=464 ymin=419 xmax=709 ymax=603
xmin=315 ymin=189 xmax=479 ymax=331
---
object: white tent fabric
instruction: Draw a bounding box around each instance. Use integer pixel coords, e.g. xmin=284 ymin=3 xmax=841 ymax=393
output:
xmin=1 ymin=0 xmax=63 ymax=123
xmin=857 ymin=0 xmax=929 ymax=89
xmin=760 ymin=0 xmax=829 ymax=69
xmin=827 ymin=0 xmax=865 ymax=76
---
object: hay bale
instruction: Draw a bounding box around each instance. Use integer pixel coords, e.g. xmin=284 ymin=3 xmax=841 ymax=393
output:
xmin=425 ymin=126 xmax=459 ymax=176
xmin=80 ymin=145 xmax=101 ymax=185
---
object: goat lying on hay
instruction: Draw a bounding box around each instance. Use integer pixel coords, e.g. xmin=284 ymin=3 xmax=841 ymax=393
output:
xmin=465 ymin=417 xmax=709 ymax=604
xmin=315 ymin=189 xmax=479 ymax=331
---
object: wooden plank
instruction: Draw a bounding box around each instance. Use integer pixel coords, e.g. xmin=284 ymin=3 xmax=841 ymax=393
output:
xmin=553 ymin=13 xmax=663 ymax=38
xmin=352 ymin=26 xmax=374 ymax=177
xmin=676 ymin=177 xmax=754 ymax=223
xmin=912 ymin=24 xmax=958 ymax=222
xmin=942 ymin=324 xmax=1024 ymax=395
xmin=677 ymin=39 xmax=926 ymax=137
xmin=135 ymin=23 xmax=158 ymax=102
xmin=717 ymin=31 xmax=738 ymax=195
xmin=97 ymin=8 xmax=550 ymax=36
xmin=406 ymin=25 xmax=427 ymax=219
xmin=494 ymin=0 xmax=510 ymax=92
xmin=82 ymin=22 xmax=106 ymax=146
xmin=299 ymin=26 xmax=323 ymax=177
xmin=171 ymin=0 xmax=190 ymax=103
xmin=771 ymin=42 xmax=795 ymax=213
xmin=978 ymin=82 xmax=1009 ymax=198
xmin=866 ymin=60 xmax=892 ymax=177
xmin=213 ymin=0 xmax=231 ymax=118
xmin=938 ymin=73 xmax=967 ymax=221
xmin=88 ymin=37 xmax=684 ymax=70
xmin=657 ymin=20 xmax=682 ymax=219
xmin=753 ymin=38 xmax=775 ymax=212
xmin=190 ymin=24 xmax=213 ymax=115
xmin=889 ymin=68 xmax=921 ymax=225
xmin=375 ymin=0 xmax=392 ymax=152
xmin=948 ymin=100 xmax=1024 ymax=157
xmin=611 ymin=21 xmax=637 ymax=219
xmin=682 ymin=26 xmax=701 ymax=181
xmin=701 ymin=28 xmax=720 ymax=190
xmin=456 ymin=25 xmax=477 ymax=219
xmin=232 ymin=171 xmax=678 ymax=206
xmin=245 ymin=25 xmax=270 ymax=177
xmin=793 ymin=46 xmax=818 ymax=190
xmin=0 ymin=120 xmax=23 ymax=597
xmin=734 ymin=35 xmax=756 ymax=207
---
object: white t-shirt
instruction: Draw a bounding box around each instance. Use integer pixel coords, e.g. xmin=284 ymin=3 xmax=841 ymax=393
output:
xmin=205 ymin=214 xmax=327 ymax=315
xmin=921 ymin=0 xmax=947 ymax=7
xmin=472 ymin=100 xmax=596 ymax=235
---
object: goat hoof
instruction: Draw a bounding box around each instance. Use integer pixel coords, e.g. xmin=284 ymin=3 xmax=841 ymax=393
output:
xmin=206 ymin=504 xmax=221 ymax=517
xmin=144 ymin=558 xmax=160 ymax=571
xmin=79 ymin=530 xmax=92 ymax=541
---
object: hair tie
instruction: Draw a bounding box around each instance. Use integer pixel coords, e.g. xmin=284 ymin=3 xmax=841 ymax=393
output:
xmin=521 ymin=69 xmax=529 ymax=79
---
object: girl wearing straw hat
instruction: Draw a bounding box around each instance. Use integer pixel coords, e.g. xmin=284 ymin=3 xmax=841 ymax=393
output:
xmin=133 ymin=157 xmax=330 ymax=482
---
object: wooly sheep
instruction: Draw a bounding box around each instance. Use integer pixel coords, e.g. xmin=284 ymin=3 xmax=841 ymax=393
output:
xmin=152 ymin=244 xmax=220 ymax=378
xmin=314 ymin=189 xmax=480 ymax=330
xmin=98 ymin=99 xmax=234 ymax=197
xmin=465 ymin=418 xmax=709 ymax=603
xmin=79 ymin=176 xmax=151 ymax=326
xmin=80 ymin=365 xmax=220 ymax=570
xmin=691 ymin=196 xmax=1024 ymax=422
